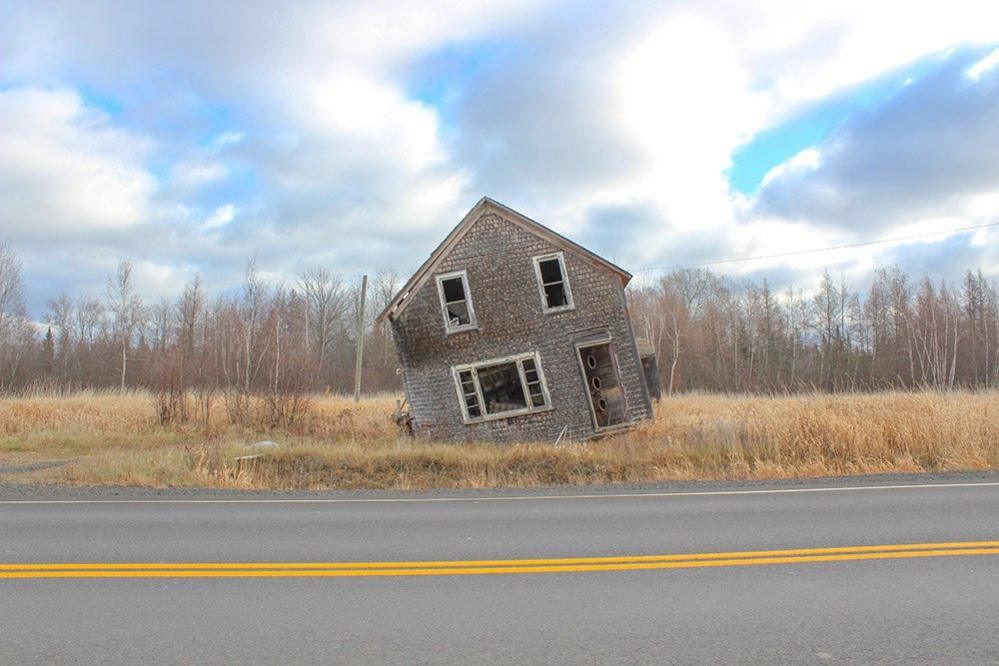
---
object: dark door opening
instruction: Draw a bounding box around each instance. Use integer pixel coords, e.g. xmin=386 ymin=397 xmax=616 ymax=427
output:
xmin=577 ymin=342 xmax=627 ymax=429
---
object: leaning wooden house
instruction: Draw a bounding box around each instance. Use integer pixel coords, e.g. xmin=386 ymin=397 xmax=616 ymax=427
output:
xmin=377 ymin=197 xmax=654 ymax=442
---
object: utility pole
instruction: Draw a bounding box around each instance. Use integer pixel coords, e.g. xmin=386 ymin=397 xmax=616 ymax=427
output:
xmin=353 ymin=274 xmax=368 ymax=402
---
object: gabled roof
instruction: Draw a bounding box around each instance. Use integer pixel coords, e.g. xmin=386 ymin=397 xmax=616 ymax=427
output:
xmin=376 ymin=197 xmax=632 ymax=323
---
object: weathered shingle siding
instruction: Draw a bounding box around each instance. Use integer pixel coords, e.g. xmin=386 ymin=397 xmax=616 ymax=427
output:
xmin=391 ymin=210 xmax=653 ymax=442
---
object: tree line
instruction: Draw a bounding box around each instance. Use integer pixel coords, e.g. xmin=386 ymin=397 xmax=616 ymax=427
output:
xmin=630 ymin=266 xmax=999 ymax=394
xmin=3 ymin=239 xmax=999 ymax=408
xmin=0 ymin=240 xmax=401 ymax=425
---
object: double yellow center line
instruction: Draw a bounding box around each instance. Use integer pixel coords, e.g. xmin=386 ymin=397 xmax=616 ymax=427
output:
xmin=3 ymin=541 xmax=998 ymax=579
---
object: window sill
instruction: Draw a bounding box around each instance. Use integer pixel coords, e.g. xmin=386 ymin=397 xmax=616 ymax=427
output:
xmin=542 ymin=305 xmax=576 ymax=315
xmin=462 ymin=405 xmax=553 ymax=425
xmin=445 ymin=324 xmax=479 ymax=336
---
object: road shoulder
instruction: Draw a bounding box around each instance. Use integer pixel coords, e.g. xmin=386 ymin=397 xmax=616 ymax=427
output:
xmin=3 ymin=469 xmax=999 ymax=502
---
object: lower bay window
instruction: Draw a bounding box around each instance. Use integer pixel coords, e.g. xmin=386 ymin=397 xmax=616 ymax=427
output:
xmin=453 ymin=352 xmax=551 ymax=423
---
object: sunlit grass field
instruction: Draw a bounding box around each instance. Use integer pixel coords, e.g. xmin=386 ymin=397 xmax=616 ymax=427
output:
xmin=2 ymin=389 xmax=998 ymax=489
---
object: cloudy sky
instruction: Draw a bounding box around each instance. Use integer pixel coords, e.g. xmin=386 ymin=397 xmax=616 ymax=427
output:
xmin=2 ymin=0 xmax=999 ymax=312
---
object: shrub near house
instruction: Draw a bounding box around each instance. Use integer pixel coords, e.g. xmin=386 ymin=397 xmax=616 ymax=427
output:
xmin=377 ymin=197 xmax=654 ymax=442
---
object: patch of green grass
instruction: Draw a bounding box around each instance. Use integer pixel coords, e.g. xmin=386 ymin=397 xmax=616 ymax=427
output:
xmin=0 ymin=428 xmax=195 ymax=457
xmin=0 ymin=436 xmax=29 ymax=452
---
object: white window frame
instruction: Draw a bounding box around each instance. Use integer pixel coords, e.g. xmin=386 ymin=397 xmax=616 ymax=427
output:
xmin=436 ymin=269 xmax=478 ymax=334
xmin=532 ymin=251 xmax=575 ymax=313
xmin=452 ymin=351 xmax=552 ymax=424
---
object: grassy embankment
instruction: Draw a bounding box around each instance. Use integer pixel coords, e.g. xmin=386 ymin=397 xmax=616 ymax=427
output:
xmin=1 ymin=390 xmax=998 ymax=489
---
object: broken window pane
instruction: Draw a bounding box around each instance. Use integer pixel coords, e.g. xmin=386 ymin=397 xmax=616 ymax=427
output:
xmin=441 ymin=276 xmax=466 ymax=303
xmin=539 ymin=258 xmax=563 ymax=284
xmin=477 ymin=361 xmax=527 ymax=415
xmin=520 ymin=358 xmax=546 ymax=408
xmin=446 ymin=300 xmax=470 ymax=326
xmin=523 ymin=366 xmax=539 ymax=383
xmin=458 ymin=370 xmax=481 ymax=418
xmin=454 ymin=354 xmax=548 ymax=422
xmin=544 ymin=283 xmax=568 ymax=308
xmin=536 ymin=256 xmax=572 ymax=310
xmin=439 ymin=274 xmax=473 ymax=328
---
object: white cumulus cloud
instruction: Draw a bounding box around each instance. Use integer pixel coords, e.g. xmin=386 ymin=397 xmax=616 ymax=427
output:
xmin=0 ymin=87 xmax=155 ymax=241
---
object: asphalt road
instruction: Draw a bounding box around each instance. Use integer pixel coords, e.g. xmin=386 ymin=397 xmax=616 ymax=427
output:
xmin=3 ymin=476 xmax=999 ymax=664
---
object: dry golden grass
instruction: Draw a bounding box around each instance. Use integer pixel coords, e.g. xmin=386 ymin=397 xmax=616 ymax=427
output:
xmin=2 ymin=389 xmax=998 ymax=489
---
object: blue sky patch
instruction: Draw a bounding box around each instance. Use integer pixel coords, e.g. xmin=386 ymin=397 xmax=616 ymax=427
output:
xmin=403 ymin=39 xmax=518 ymax=126
xmin=728 ymin=54 xmax=942 ymax=195
xmin=79 ymin=86 xmax=124 ymax=117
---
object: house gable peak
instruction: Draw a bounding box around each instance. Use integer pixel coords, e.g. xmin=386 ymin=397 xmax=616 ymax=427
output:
xmin=376 ymin=197 xmax=631 ymax=323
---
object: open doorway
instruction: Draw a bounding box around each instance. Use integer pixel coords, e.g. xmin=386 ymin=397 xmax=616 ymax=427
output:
xmin=576 ymin=341 xmax=627 ymax=429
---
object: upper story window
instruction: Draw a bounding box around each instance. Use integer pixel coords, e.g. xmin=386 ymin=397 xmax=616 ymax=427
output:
xmin=436 ymin=270 xmax=477 ymax=333
xmin=533 ymin=252 xmax=574 ymax=313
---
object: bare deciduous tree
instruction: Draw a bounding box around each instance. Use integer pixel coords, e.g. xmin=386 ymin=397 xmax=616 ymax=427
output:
xmin=0 ymin=240 xmax=31 ymax=390
xmin=299 ymin=267 xmax=348 ymax=389
xmin=0 ymin=240 xmax=27 ymax=339
xmin=105 ymin=259 xmax=143 ymax=392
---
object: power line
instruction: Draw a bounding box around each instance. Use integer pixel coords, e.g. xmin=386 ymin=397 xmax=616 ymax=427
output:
xmin=633 ymin=220 xmax=999 ymax=273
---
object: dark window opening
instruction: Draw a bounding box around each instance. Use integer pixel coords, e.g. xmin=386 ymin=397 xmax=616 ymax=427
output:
xmin=446 ymin=300 xmax=470 ymax=326
xmin=521 ymin=357 xmax=546 ymax=407
xmin=458 ymin=370 xmax=481 ymax=418
xmin=477 ymin=362 xmax=527 ymax=415
xmin=439 ymin=274 xmax=474 ymax=329
xmin=544 ymin=283 xmax=569 ymax=308
xmin=536 ymin=255 xmax=572 ymax=311
xmin=442 ymin=277 xmax=465 ymax=302
xmin=539 ymin=258 xmax=563 ymax=283
xmin=454 ymin=354 xmax=549 ymax=422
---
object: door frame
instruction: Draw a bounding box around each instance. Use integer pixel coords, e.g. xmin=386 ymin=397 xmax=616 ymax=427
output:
xmin=574 ymin=335 xmax=628 ymax=432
